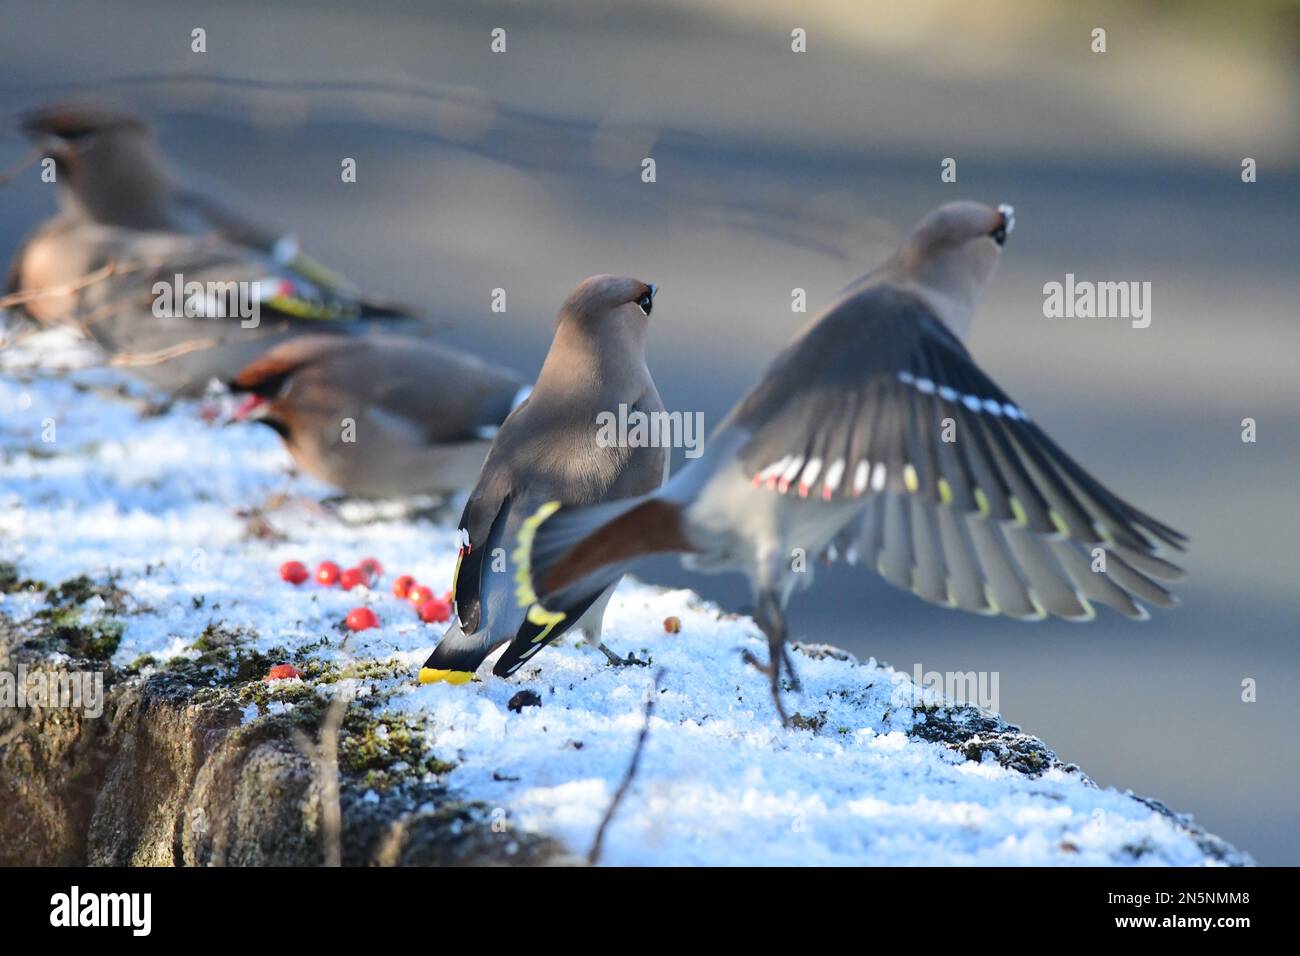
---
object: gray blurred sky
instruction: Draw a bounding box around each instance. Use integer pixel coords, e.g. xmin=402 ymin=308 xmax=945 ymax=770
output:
xmin=2 ymin=0 xmax=1297 ymax=863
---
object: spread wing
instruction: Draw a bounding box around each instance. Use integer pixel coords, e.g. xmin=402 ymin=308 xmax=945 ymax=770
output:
xmin=732 ymin=284 xmax=1186 ymax=620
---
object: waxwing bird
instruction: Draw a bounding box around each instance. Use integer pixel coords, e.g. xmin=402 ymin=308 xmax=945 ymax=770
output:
xmin=17 ymin=103 xmax=275 ymax=243
xmin=516 ymin=202 xmax=1187 ymax=723
xmin=5 ymin=102 xmax=419 ymax=393
xmin=418 ymin=275 xmax=668 ymax=684
xmin=6 ymin=218 xmax=416 ymax=394
xmin=15 ymin=101 xmax=409 ymax=311
xmin=228 ymin=333 xmax=529 ymax=499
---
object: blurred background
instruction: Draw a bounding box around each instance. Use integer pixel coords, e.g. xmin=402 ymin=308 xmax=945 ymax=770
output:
xmin=1 ymin=0 xmax=1297 ymax=863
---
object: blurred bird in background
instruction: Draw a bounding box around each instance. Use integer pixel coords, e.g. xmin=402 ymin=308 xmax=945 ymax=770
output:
xmin=4 ymin=102 xmax=424 ymax=394
xmin=228 ymin=333 xmax=529 ymax=500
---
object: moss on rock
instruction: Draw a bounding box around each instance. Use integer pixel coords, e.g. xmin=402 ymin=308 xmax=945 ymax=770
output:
xmin=0 ymin=614 xmax=567 ymax=866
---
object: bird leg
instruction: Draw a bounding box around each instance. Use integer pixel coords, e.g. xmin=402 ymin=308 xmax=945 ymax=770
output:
xmin=742 ymin=589 xmax=799 ymax=725
xmin=596 ymin=642 xmax=648 ymax=668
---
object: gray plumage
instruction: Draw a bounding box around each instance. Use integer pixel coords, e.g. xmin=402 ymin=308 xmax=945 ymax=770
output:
xmin=519 ymin=202 xmax=1187 ymax=723
xmin=419 ymin=275 xmax=668 ymax=683
xmin=19 ymin=103 xmax=280 ymax=246
xmin=6 ymin=102 xmax=417 ymax=394
xmin=228 ymin=333 xmax=528 ymax=499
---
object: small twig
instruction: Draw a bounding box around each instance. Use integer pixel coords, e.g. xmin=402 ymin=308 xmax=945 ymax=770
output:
xmin=0 ymin=146 xmax=42 ymax=188
xmin=291 ymin=693 xmax=349 ymax=867
xmin=0 ymin=261 xmax=124 ymax=310
xmin=109 ymin=336 xmax=223 ymax=367
xmin=0 ymin=243 xmax=223 ymax=313
xmin=587 ymin=667 xmax=663 ymax=866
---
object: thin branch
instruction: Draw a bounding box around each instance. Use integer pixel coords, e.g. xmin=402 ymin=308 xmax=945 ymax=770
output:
xmin=0 ymin=147 xmax=43 ymax=188
xmin=0 ymin=238 xmax=232 ymax=314
xmin=108 ymin=336 xmax=223 ymax=367
xmin=290 ymin=693 xmax=349 ymax=868
xmin=587 ymin=667 xmax=663 ymax=866
xmin=0 ymin=261 xmax=124 ymax=310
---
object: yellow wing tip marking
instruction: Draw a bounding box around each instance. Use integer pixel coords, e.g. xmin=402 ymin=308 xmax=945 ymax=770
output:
xmin=263 ymin=292 xmax=348 ymax=321
xmin=289 ymin=251 xmax=348 ymax=289
xmin=973 ymin=488 xmax=991 ymax=518
xmin=418 ymin=667 xmax=475 ymax=685
xmin=526 ymin=603 xmax=568 ymax=644
xmin=1049 ymin=509 xmax=1071 ymax=539
xmin=1009 ymin=496 xmax=1029 ymax=528
xmin=937 ymin=478 xmax=953 ymax=506
xmin=512 ymin=500 xmax=563 ymax=608
xmin=510 ymin=501 xmax=569 ymax=643
xmin=450 ymin=550 xmax=464 ymax=601
xmin=1026 ymin=589 xmax=1048 ymax=620
xmin=1067 ymin=595 xmax=1097 ymax=622
xmin=903 ymin=464 xmax=919 ymax=494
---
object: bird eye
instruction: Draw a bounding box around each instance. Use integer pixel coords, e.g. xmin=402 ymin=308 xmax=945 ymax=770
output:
xmin=47 ymin=126 xmax=97 ymax=143
xmin=636 ymin=292 xmax=653 ymax=316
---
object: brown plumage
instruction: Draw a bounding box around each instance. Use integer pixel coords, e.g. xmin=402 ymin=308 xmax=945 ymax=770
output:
xmin=228 ymin=334 xmax=527 ymax=499
xmin=420 ymin=275 xmax=668 ymax=681
xmin=6 ymin=101 xmax=420 ymax=394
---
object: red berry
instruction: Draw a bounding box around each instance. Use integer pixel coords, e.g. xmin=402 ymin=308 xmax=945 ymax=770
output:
xmin=265 ymin=663 xmax=304 ymax=681
xmin=316 ymin=561 xmax=341 ymax=586
xmin=280 ymin=561 xmax=309 ymax=586
xmin=441 ymin=589 xmax=454 ymax=604
xmin=392 ymin=575 xmax=416 ymax=599
xmin=418 ymin=598 xmax=452 ymax=623
xmin=345 ymin=607 xmax=379 ymax=631
xmin=359 ymin=557 xmax=383 ymax=579
xmin=408 ymin=585 xmax=434 ymax=605
xmin=339 ymin=567 xmax=367 ymax=591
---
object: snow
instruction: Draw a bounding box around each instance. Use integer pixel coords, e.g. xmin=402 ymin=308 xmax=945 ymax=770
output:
xmin=0 ymin=326 xmax=1237 ymax=866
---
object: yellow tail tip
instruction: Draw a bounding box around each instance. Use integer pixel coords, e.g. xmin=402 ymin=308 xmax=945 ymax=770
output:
xmin=418 ymin=667 xmax=475 ymax=685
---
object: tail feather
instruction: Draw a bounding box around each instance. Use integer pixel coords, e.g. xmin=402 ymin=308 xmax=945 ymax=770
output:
xmin=418 ymin=619 xmax=496 ymax=685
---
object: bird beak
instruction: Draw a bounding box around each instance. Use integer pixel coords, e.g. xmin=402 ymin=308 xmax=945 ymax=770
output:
xmin=230 ymin=394 xmax=270 ymax=423
xmin=992 ymin=204 xmax=1015 ymax=246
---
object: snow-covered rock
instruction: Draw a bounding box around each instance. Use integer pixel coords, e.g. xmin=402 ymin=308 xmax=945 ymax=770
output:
xmin=0 ymin=328 xmax=1249 ymax=866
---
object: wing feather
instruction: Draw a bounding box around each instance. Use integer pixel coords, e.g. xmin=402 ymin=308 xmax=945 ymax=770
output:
xmin=742 ymin=284 xmax=1185 ymax=620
